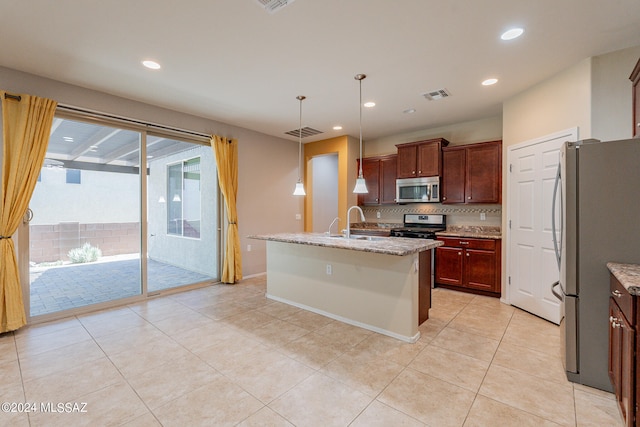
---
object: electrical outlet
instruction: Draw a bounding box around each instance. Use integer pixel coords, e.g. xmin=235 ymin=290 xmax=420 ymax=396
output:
xmin=326 ymin=264 xmax=332 ymax=275
xmin=376 ymin=211 xmax=381 ymax=219
xmin=295 ymin=214 xmax=301 ymax=220
xmin=247 ymin=244 xmax=252 ymax=252
xmin=480 ymin=212 xmax=486 ymax=221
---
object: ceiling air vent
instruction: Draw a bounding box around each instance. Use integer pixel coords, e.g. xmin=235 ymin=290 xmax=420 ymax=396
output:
xmin=421 ymin=88 xmax=451 ymax=101
xmin=254 ymin=0 xmax=296 ymax=14
xmin=284 ymin=127 xmax=323 ymax=138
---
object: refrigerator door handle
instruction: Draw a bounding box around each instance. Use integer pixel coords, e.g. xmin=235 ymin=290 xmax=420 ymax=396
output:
xmin=551 ymin=163 xmax=562 ymax=271
xmin=551 ymin=280 xmax=563 ymax=301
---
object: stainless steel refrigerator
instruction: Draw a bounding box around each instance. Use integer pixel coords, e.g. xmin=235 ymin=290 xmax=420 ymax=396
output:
xmin=551 ymin=138 xmax=640 ymax=392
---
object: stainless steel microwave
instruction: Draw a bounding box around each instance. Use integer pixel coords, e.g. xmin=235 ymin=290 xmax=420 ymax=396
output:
xmin=396 ymin=176 xmax=440 ymax=203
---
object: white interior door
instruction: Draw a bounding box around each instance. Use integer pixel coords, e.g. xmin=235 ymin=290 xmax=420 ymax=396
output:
xmin=507 ymin=128 xmax=577 ymax=324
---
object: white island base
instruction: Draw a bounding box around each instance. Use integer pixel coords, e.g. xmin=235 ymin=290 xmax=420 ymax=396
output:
xmin=265 ymin=240 xmax=430 ymax=342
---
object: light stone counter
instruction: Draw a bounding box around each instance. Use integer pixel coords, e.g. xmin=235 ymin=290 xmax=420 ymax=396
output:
xmin=249 ymin=232 xmax=442 ymax=256
xmin=607 ymin=262 xmax=640 ymax=296
xmin=436 ymin=225 xmax=502 ymax=240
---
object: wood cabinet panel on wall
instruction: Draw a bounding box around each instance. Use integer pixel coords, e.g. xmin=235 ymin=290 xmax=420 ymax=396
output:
xmin=357 ymin=154 xmax=397 ymax=205
xmin=630 ymin=56 xmax=640 ymax=138
xmin=442 ymin=140 xmax=502 ymax=204
xmin=396 ymin=138 xmax=449 ymax=178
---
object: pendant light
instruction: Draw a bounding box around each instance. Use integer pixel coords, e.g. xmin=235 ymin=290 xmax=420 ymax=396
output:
xmin=353 ymin=74 xmax=368 ymax=194
xmin=293 ymin=95 xmax=306 ymax=196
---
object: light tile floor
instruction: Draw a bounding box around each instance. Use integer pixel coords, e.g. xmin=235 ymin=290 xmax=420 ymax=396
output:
xmin=1 ymin=276 xmax=623 ymax=426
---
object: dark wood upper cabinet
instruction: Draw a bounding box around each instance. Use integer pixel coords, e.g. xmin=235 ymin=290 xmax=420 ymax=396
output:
xmin=396 ymin=138 xmax=449 ymax=178
xmin=442 ymin=140 xmax=502 ymax=204
xmin=630 ymin=57 xmax=640 ymax=138
xmin=357 ymin=154 xmax=397 ymax=205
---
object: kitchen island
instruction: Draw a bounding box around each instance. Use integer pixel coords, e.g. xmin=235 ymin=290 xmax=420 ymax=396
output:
xmin=248 ymin=233 xmax=442 ymax=342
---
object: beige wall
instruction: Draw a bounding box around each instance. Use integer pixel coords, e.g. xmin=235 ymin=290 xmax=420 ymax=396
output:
xmin=365 ymin=115 xmax=503 ymax=156
xmin=592 ymin=45 xmax=640 ymax=141
xmin=502 ymin=58 xmax=592 ymax=148
xmin=0 ymin=66 xmax=301 ymax=277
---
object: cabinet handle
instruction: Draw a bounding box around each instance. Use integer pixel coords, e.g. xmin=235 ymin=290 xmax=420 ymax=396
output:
xmin=466 ymin=253 xmax=470 ymax=257
xmin=612 ymin=321 xmax=619 ymax=329
xmin=459 ymin=241 xmax=469 ymax=245
xmin=412 ymin=170 xmax=416 ymax=175
xmin=376 ymin=198 xmax=379 ymax=202
xmin=468 ymin=196 xmax=472 ymax=200
xmin=612 ymin=290 xmax=623 ymax=298
xmin=418 ymin=170 xmax=422 ymax=174
xmin=443 ymin=197 xmax=447 ymax=201
xmin=610 ymin=316 xmax=615 ymax=323
xmin=458 ymin=252 xmax=462 ymax=255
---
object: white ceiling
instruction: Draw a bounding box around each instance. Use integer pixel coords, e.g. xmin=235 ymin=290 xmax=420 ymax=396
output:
xmin=1 ymin=0 xmax=639 ymax=143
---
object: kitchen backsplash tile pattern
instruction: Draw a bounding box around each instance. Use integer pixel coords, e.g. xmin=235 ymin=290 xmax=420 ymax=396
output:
xmin=361 ymin=204 xmax=502 ymax=228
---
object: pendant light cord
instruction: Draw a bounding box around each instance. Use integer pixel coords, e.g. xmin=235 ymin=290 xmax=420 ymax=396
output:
xmin=358 ymin=78 xmax=363 ymax=177
xmin=297 ymin=95 xmax=305 ymax=182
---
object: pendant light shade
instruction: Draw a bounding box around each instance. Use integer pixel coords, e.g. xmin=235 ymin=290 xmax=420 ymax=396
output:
xmin=353 ymin=74 xmax=368 ymax=194
xmin=293 ymin=95 xmax=306 ymax=196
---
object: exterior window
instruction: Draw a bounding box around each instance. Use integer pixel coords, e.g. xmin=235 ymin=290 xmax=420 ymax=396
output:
xmin=167 ymin=157 xmax=201 ymax=238
xmin=66 ymin=169 xmax=81 ymax=184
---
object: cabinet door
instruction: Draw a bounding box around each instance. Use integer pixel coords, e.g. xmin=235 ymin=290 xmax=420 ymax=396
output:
xmin=417 ymin=141 xmax=440 ymax=177
xmin=380 ymin=155 xmax=397 ymax=204
xmin=442 ymin=149 xmax=465 ymax=203
xmin=435 ymin=246 xmax=463 ymax=286
xmin=609 ymin=299 xmax=635 ymax=427
xmin=465 ymin=249 xmax=497 ymax=292
xmin=466 ymin=141 xmax=501 ymax=203
xmin=609 ymin=300 xmax=622 ymax=398
xmin=396 ymin=146 xmax=418 ymax=178
xmin=358 ymin=158 xmax=380 ymax=205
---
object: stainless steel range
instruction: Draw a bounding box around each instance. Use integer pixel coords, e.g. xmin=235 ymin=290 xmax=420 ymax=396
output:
xmin=389 ymin=214 xmax=446 ymax=239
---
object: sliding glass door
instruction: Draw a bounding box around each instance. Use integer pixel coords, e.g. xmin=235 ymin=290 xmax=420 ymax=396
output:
xmin=28 ymin=117 xmax=142 ymax=316
xmin=25 ymin=115 xmax=219 ymax=319
xmin=146 ymin=135 xmax=218 ymax=294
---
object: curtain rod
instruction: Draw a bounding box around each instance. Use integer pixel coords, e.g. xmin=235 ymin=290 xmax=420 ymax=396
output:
xmin=4 ymin=92 xmax=22 ymax=101
xmin=56 ymin=103 xmax=213 ymax=140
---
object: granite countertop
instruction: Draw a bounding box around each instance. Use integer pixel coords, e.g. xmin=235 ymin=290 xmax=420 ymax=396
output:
xmin=436 ymin=226 xmax=502 ymax=239
xmin=607 ymin=262 xmax=640 ymax=295
xmin=248 ymin=232 xmax=442 ymax=256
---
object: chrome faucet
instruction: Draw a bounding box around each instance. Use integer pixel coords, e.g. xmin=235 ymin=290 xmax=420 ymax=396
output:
xmin=345 ymin=206 xmax=365 ymax=239
xmin=327 ymin=217 xmax=340 ymax=236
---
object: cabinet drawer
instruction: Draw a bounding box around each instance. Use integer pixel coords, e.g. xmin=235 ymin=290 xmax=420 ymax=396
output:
xmin=437 ymin=237 xmax=496 ymax=250
xmin=610 ymin=275 xmax=635 ymax=324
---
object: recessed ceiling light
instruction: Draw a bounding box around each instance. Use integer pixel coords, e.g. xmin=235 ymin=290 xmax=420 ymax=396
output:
xmin=333 ymin=125 xmax=343 ymax=130
xmin=142 ymin=60 xmax=161 ymax=70
xmin=364 ymin=102 xmax=376 ymax=108
xmin=501 ymin=28 xmax=524 ymax=40
xmin=482 ymin=78 xmax=498 ymax=86
xmin=403 ymin=108 xmax=416 ymax=114
xmin=63 ymin=136 xmax=74 ymax=142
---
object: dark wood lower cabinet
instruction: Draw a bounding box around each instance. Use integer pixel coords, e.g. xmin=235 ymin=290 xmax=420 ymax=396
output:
xmin=608 ymin=274 xmax=637 ymax=427
xmin=435 ymin=237 xmax=501 ymax=297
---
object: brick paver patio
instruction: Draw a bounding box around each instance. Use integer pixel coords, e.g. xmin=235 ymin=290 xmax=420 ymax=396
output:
xmin=29 ymin=257 xmax=216 ymax=316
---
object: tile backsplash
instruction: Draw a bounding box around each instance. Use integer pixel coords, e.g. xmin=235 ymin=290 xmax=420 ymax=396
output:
xmin=360 ymin=204 xmax=502 ymax=228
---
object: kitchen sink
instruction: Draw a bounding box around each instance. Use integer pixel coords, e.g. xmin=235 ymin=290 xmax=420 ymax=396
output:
xmin=328 ymin=234 xmax=386 ymax=241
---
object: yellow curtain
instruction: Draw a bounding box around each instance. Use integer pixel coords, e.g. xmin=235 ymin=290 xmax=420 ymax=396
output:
xmin=212 ymin=135 xmax=242 ymax=283
xmin=1 ymin=91 xmax=57 ymax=332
